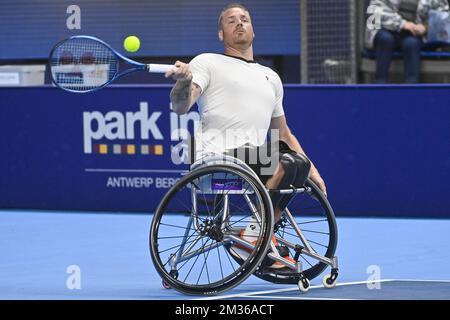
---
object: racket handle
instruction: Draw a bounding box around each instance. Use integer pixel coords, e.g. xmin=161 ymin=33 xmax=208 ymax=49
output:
xmin=147 ymin=63 xmax=175 ymax=73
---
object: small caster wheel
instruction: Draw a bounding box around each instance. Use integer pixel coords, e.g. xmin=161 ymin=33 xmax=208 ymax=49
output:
xmin=322 ymin=274 xmax=337 ymax=288
xmin=298 ymin=276 xmax=310 ymax=293
xmin=162 ymin=279 xmax=172 ymax=289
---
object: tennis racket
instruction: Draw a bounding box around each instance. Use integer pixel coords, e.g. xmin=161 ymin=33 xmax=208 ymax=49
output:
xmin=49 ymin=35 xmax=176 ymax=93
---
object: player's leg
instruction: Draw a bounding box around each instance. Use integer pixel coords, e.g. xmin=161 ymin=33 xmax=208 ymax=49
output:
xmin=262 ymin=149 xmax=312 ymax=269
xmin=265 ymin=155 xmax=295 ymax=222
xmin=236 ymin=149 xmax=307 ymax=268
xmin=274 ymin=151 xmax=311 ymax=213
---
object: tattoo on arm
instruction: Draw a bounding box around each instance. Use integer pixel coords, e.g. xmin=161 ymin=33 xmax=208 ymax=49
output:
xmin=170 ymin=81 xmax=201 ymax=114
xmin=171 ymin=81 xmax=192 ymax=104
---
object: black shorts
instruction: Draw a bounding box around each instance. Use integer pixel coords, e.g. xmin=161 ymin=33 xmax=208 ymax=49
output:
xmin=226 ymin=140 xmax=296 ymax=185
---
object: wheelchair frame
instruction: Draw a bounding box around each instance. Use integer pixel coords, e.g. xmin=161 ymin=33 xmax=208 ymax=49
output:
xmin=150 ymin=155 xmax=339 ymax=295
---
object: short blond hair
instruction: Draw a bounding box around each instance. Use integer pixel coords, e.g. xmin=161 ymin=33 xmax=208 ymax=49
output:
xmin=218 ymin=3 xmax=252 ymax=30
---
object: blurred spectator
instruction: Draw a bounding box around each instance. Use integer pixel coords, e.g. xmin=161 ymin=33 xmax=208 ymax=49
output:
xmin=427 ymin=9 xmax=450 ymax=42
xmin=365 ymin=0 xmax=449 ymax=83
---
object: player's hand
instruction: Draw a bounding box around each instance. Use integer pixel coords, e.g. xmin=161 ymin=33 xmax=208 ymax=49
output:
xmin=165 ymin=60 xmax=193 ymax=82
xmin=310 ymin=170 xmax=327 ymax=197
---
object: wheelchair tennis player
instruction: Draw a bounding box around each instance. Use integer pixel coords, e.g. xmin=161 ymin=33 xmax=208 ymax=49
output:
xmin=165 ymin=3 xmax=327 ymax=270
xmin=151 ymin=3 xmax=338 ymax=296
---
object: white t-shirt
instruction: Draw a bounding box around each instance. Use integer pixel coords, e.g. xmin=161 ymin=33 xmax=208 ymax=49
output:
xmin=189 ymin=53 xmax=285 ymax=159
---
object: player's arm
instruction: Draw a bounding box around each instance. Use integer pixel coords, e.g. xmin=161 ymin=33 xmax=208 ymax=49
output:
xmin=166 ymin=61 xmax=202 ymax=115
xmin=270 ymin=115 xmax=327 ymax=196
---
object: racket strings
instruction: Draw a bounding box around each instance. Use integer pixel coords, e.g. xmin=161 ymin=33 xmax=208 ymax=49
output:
xmin=50 ymin=38 xmax=119 ymax=92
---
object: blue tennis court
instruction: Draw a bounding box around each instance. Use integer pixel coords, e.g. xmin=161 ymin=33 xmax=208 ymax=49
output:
xmin=1 ymin=210 xmax=448 ymax=300
xmin=2 ymin=0 xmax=450 ymax=306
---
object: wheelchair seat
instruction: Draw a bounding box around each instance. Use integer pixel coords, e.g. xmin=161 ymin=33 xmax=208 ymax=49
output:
xmin=189 ymin=154 xmax=261 ymax=194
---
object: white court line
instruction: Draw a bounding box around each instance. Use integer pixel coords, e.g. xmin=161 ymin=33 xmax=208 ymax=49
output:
xmin=332 ymin=279 xmax=395 ymax=287
xmin=195 ymin=279 xmax=395 ymax=300
xmin=222 ymin=279 xmax=450 ymax=300
xmin=84 ymin=168 xmax=188 ymax=173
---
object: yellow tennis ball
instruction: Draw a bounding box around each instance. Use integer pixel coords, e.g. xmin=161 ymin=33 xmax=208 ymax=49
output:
xmin=124 ymin=36 xmax=140 ymax=52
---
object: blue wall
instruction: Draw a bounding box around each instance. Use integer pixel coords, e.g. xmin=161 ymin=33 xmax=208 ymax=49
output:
xmin=0 ymin=0 xmax=300 ymax=60
xmin=1 ymin=85 xmax=449 ymax=218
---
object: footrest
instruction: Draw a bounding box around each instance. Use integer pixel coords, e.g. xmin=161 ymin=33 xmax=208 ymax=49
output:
xmin=258 ymin=267 xmax=302 ymax=278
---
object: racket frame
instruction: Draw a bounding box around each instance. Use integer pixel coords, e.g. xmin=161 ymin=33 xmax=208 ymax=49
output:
xmin=49 ymin=35 xmax=155 ymax=93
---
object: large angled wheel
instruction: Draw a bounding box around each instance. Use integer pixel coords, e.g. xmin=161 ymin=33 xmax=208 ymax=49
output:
xmin=254 ymin=179 xmax=338 ymax=284
xmin=150 ymin=164 xmax=273 ymax=295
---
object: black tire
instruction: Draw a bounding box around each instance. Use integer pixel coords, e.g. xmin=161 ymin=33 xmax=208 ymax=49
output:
xmin=254 ymin=178 xmax=338 ymax=284
xmin=150 ymin=164 xmax=274 ymax=295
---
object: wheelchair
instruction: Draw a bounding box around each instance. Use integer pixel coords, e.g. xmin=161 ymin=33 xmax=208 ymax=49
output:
xmin=149 ymin=154 xmax=339 ymax=295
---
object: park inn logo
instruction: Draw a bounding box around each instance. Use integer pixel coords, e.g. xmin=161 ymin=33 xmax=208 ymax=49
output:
xmin=82 ymin=101 xmax=200 ymax=158
xmin=91 ymin=143 xmax=164 ymax=156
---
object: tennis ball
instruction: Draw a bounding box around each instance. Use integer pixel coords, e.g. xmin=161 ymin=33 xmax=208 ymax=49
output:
xmin=124 ymin=35 xmax=140 ymax=52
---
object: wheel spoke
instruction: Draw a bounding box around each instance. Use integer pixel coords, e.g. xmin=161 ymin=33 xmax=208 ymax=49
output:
xmin=196 ymin=237 xmax=212 ymax=285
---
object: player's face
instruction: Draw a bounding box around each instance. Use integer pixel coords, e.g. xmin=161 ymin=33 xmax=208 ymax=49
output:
xmin=220 ymin=8 xmax=254 ymax=48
